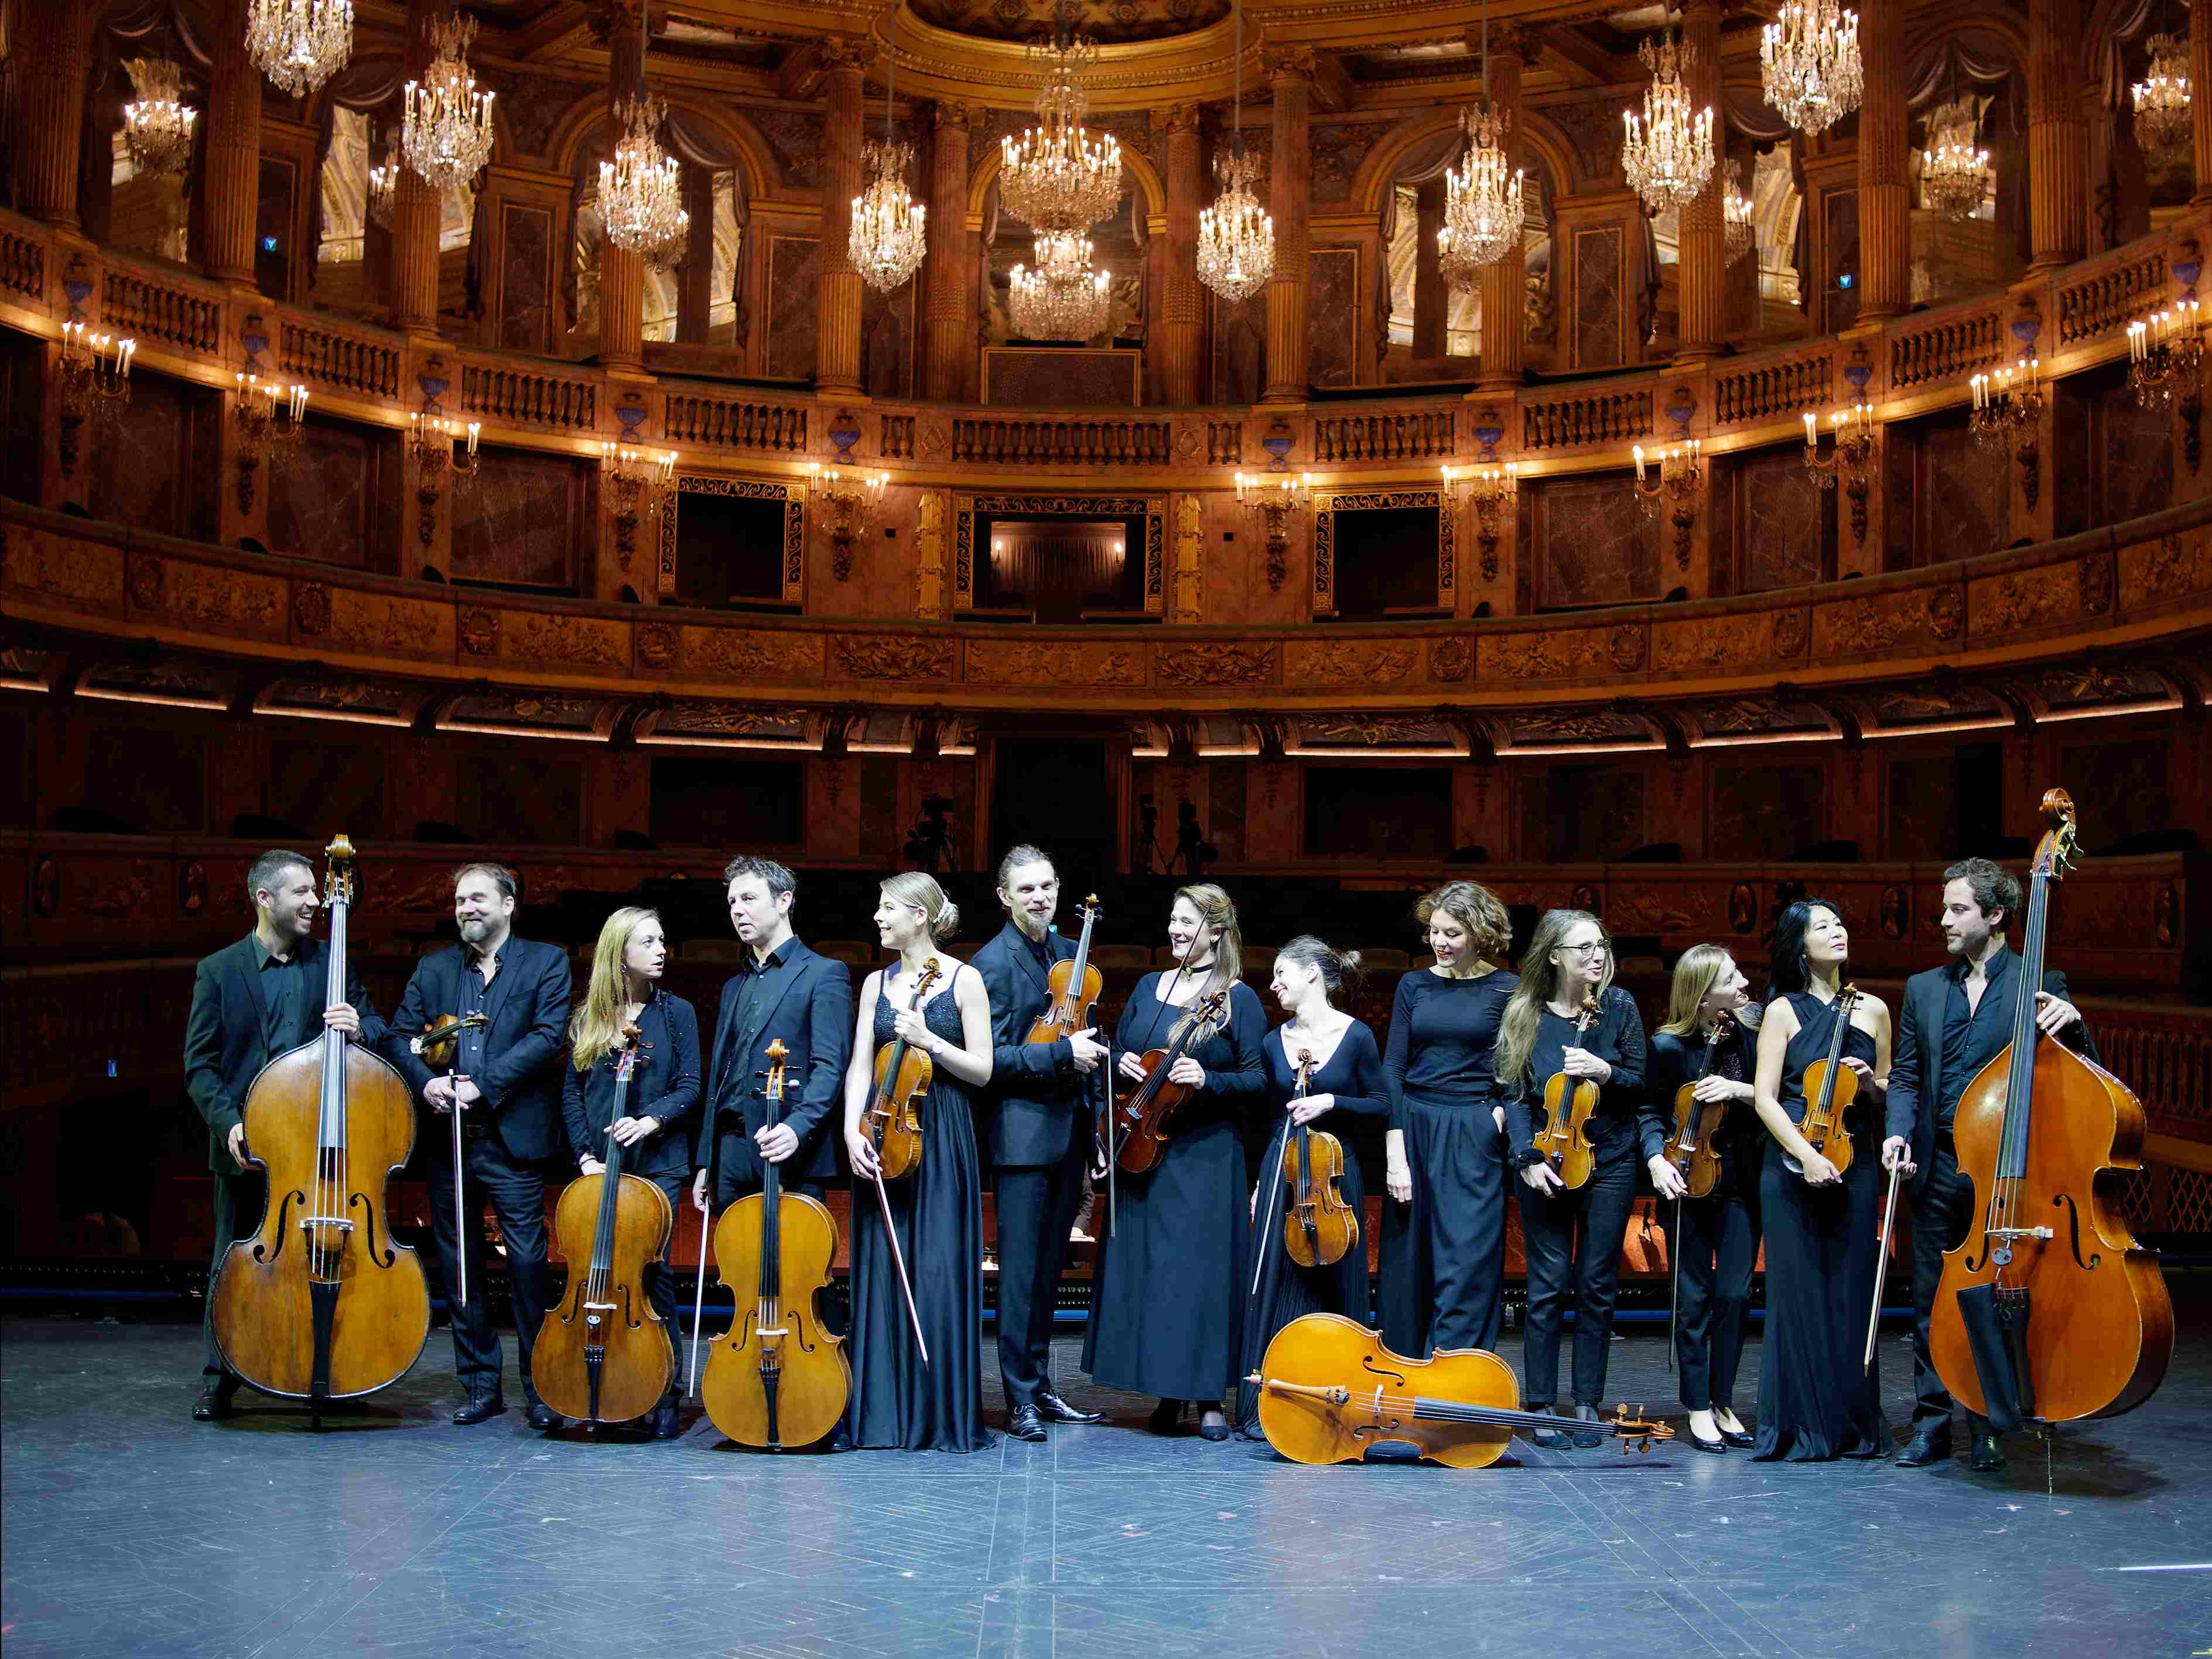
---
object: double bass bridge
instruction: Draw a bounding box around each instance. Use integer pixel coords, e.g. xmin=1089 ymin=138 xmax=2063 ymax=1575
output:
xmin=1985 ymin=1224 xmax=2054 ymax=1268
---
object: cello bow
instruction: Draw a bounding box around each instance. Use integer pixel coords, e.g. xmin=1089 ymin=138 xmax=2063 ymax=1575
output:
xmin=409 ymin=1010 xmax=488 ymax=1308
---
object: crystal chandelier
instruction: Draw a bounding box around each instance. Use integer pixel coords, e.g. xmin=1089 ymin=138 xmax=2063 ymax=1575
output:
xmin=850 ymin=1 xmax=926 ymax=293
xmin=600 ymin=94 xmax=686 ymax=257
xmin=1196 ymin=0 xmax=1273 ymax=303
xmin=2128 ymin=303 xmax=2204 ymax=408
xmin=1760 ymin=0 xmax=1861 ymax=136
xmin=401 ymin=14 xmax=495 ymax=193
xmin=1000 ymin=2 xmax=1122 ymax=233
xmin=1440 ymin=106 xmax=1524 ymax=288
xmin=1921 ymin=100 xmax=1988 ymax=223
xmin=368 ymin=154 xmax=396 ymax=228
xmin=245 ymin=0 xmax=355 ymax=98
xmin=1622 ymin=30 xmax=1715 ymax=214
xmin=122 ymin=58 xmax=196 ymax=178
xmin=1008 ymin=230 xmax=1112 ymax=341
xmin=2134 ymin=33 xmax=2192 ymax=154
xmin=1722 ymin=159 xmax=1755 ymax=264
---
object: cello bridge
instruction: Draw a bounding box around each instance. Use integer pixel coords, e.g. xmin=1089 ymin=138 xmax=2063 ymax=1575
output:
xmin=583 ymin=1300 xmax=617 ymax=1315
xmin=758 ymin=1323 xmax=789 ymax=1338
xmin=299 ymin=1217 xmax=354 ymax=1234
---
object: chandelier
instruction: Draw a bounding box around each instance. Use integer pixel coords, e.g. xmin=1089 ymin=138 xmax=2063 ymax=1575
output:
xmin=1722 ymin=159 xmax=1755 ymax=264
xmin=2128 ymin=303 xmax=2204 ymax=407
xmin=2134 ymin=33 xmax=2192 ymax=154
xmin=368 ymin=155 xmax=396 ymax=227
xmin=600 ymin=95 xmax=686 ymax=258
xmin=1969 ymin=357 xmax=2040 ymax=454
xmin=1000 ymin=5 xmax=1122 ymax=233
xmin=1008 ymin=230 xmax=1112 ymax=341
xmin=1622 ymin=31 xmax=1715 ymax=214
xmin=122 ymin=58 xmax=196 ymax=178
xmin=1197 ymin=0 xmax=1273 ymax=303
xmin=1440 ymin=105 xmax=1524 ymax=288
xmin=245 ymin=0 xmax=355 ymax=98
xmin=1921 ymin=100 xmax=1988 ymax=223
xmin=401 ymin=14 xmax=495 ymax=192
xmin=851 ymin=1 xmax=926 ymax=293
xmin=1760 ymin=0 xmax=1861 ymax=136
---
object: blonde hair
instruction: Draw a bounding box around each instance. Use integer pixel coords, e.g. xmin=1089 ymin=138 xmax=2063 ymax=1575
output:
xmin=1167 ymin=882 xmax=1242 ymax=1046
xmin=1660 ymin=943 xmax=1737 ymax=1039
xmin=1495 ymin=908 xmax=1611 ymax=1092
xmin=1416 ymin=880 xmax=1512 ymax=970
xmin=570 ymin=907 xmax=660 ymax=1073
xmin=881 ymin=871 xmax=961 ymax=940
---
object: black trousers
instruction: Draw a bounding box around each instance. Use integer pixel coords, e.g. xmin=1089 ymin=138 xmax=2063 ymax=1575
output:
xmin=1518 ymin=1137 xmax=1639 ymax=1408
xmin=1910 ymin=1135 xmax=1989 ymax=1434
xmin=426 ymin=1127 xmax=555 ymax=1403
xmin=993 ymin=1130 xmax=1091 ymax=1408
xmin=203 ymin=1165 xmax=265 ymax=1385
xmin=1673 ymin=1186 xmax=1760 ymax=1412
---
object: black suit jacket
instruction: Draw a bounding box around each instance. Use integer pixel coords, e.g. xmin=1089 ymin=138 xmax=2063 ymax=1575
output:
xmin=971 ymin=919 xmax=1091 ymax=1167
xmin=1885 ymin=953 xmax=2099 ymax=1200
xmin=695 ymin=939 xmax=854 ymax=1185
xmin=560 ymin=990 xmax=702 ymax=1180
xmin=183 ymin=933 xmax=387 ymax=1173
xmin=383 ymin=936 xmax=575 ymax=1163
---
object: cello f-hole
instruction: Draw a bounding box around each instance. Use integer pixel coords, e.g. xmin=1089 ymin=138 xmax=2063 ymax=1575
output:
xmin=1359 ymin=1354 xmax=1408 ymax=1387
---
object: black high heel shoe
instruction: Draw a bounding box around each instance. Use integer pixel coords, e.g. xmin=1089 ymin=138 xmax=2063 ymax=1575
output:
xmin=1196 ymin=1408 xmax=1230 ymax=1442
xmin=1147 ymin=1398 xmax=1187 ymax=1435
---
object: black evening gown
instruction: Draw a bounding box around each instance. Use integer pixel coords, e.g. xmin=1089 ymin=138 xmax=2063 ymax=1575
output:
xmin=846 ymin=967 xmax=990 ymax=1452
xmin=1235 ymin=1021 xmax=1384 ymax=1436
xmin=1083 ymin=975 xmax=1268 ymax=1406
xmin=1753 ymin=990 xmax=1886 ymax=1462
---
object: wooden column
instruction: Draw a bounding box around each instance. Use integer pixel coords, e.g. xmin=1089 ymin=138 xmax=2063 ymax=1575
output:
xmin=1674 ymin=0 xmax=1725 ymax=361
xmin=1261 ymin=48 xmax=1315 ymax=405
xmin=2026 ymin=0 xmax=2087 ymax=272
xmin=676 ymin=166 xmax=716 ymax=343
xmin=1412 ymin=182 xmax=1445 ymax=359
xmin=202 ymin=0 xmax=262 ymax=285
xmin=390 ymin=0 xmax=442 ymax=331
xmin=9 ymin=5 xmax=95 ymax=230
xmin=2194 ymin=0 xmax=2212 ymax=207
xmin=816 ymin=38 xmax=871 ymax=396
xmin=1157 ymin=105 xmax=1204 ymax=405
xmin=597 ymin=11 xmax=648 ymax=372
xmin=1475 ymin=28 xmax=1530 ymax=391
xmin=923 ymin=101 xmax=972 ymax=401
xmin=1856 ymin=0 xmax=1910 ymax=320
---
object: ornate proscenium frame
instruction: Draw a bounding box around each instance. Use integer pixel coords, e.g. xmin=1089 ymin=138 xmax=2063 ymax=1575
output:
xmin=953 ymin=494 xmax=1167 ymax=613
xmin=657 ymin=476 xmax=805 ymax=601
xmin=1310 ymin=488 xmax=1457 ymax=617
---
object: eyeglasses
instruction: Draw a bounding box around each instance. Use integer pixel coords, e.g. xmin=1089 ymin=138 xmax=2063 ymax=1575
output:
xmin=1564 ymin=939 xmax=1611 ymax=957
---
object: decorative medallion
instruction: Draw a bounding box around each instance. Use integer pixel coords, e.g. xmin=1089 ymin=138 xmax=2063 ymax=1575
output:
xmin=459 ymin=606 xmax=499 ymax=655
xmin=293 ymin=581 xmax=330 ymax=637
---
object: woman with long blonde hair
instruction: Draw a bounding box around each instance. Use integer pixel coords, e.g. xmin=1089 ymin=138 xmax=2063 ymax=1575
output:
xmin=560 ymin=906 xmax=701 ymax=1438
xmin=1498 ymin=908 xmax=1647 ymax=1447
xmin=1083 ymin=882 xmax=1267 ymax=1441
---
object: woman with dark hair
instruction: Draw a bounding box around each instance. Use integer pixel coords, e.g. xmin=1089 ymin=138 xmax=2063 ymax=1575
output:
xmin=1234 ymin=936 xmax=1387 ymax=1439
xmin=1377 ymin=881 xmax=1519 ymax=1357
xmin=1751 ymin=899 xmax=1892 ymax=1462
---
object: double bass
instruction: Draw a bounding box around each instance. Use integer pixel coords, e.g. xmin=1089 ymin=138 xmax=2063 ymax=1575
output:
xmin=1098 ymin=988 xmax=1229 ymax=1175
xmin=1786 ymin=984 xmax=1860 ymax=1178
xmin=210 ymin=835 xmax=429 ymax=1420
xmin=535 ymin=1023 xmax=676 ymax=1427
xmin=1530 ymin=993 xmax=1601 ymax=1189
xmin=1280 ymin=1049 xmax=1358 ymax=1270
xmin=1928 ymin=789 xmax=2173 ymax=1428
xmin=702 ymin=1040 xmax=849 ymax=1449
xmin=1024 ymin=895 xmax=1103 ymax=1047
xmin=1663 ymin=1012 xmax=1734 ymax=1200
xmin=863 ymin=959 xmax=941 ymax=1181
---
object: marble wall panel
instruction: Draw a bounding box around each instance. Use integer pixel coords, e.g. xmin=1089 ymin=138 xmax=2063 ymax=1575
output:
xmin=1708 ymin=762 xmax=1827 ymax=861
xmin=1735 ymin=444 xmax=1827 ymax=592
xmin=1211 ymin=289 xmax=1266 ymax=406
xmin=2097 ymin=377 xmax=2174 ymax=526
xmin=93 ymin=374 xmax=217 ymax=541
xmin=1572 ymin=225 xmax=1621 ymax=369
xmin=1885 ymin=754 xmax=1960 ymax=860
xmin=267 ymin=736 xmax=386 ymax=842
xmin=450 ymin=449 xmax=581 ymax=589
xmin=766 ymin=237 xmax=820 ymax=381
xmin=1534 ymin=474 xmax=1659 ymax=608
xmin=501 ymin=202 xmax=555 ymax=354
xmin=986 ymin=349 xmax=1139 ymax=408
xmin=1309 ymin=248 xmax=1358 ymax=389
xmin=268 ymin=420 xmax=382 ymax=567
xmin=1921 ymin=416 xmax=2008 ymax=559
xmin=1521 ymin=763 xmax=1646 ymax=863
xmin=861 ymin=276 xmax=915 ymax=400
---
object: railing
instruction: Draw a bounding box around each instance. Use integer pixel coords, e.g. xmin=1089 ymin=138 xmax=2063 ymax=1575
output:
xmin=2096 ymin=1008 xmax=2212 ymax=1141
xmin=278 ymin=316 xmax=402 ymax=398
xmin=1521 ymin=387 xmax=1652 ymax=451
xmin=949 ymin=415 xmax=1172 ymax=466
xmin=880 ymin=412 xmax=915 ymax=460
xmin=101 ymin=267 xmax=221 ymax=354
xmin=664 ymin=390 xmax=808 ymax=453
xmin=1713 ymin=347 xmax=1832 ymax=427
xmin=1313 ymin=407 xmax=1455 ymax=463
xmin=460 ymin=358 xmax=597 ymax=432
xmin=1207 ymin=420 xmax=1243 ymax=466
xmin=2057 ymin=249 xmax=2166 ymax=347
xmin=0 ymin=224 xmax=43 ymax=303
xmin=1889 ymin=303 xmax=2005 ymax=389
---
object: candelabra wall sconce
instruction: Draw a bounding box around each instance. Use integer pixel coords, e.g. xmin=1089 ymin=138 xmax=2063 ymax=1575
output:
xmin=1234 ymin=468 xmax=1310 ymax=591
xmin=2128 ymin=299 xmax=2206 ymax=476
xmin=807 ymin=460 xmax=887 ymax=581
xmin=1802 ymin=400 xmax=1875 ymax=545
xmin=1970 ymin=357 xmax=2042 ymax=508
xmin=1632 ymin=439 xmax=1700 ymax=572
xmin=57 ymin=324 xmax=135 ymax=479
xmin=232 ymin=374 xmax=307 ymax=514
xmin=1448 ymin=461 xmax=1516 ymax=582
xmin=408 ymin=408 xmax=480 ymax=549
xmin=605 ymin=443 xmax=678 ymax=572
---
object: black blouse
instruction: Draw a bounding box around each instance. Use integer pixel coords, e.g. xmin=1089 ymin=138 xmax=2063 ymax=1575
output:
xmin=560 ymin=990 xmax=702 ymax=1179
xmin=1502 ymin=985 xmax=1648 ymax=1163
xmin=1639 ymin=1008 xmax=1762 ymax=1183
xmin=1381 ymin=967 xmax=1519 ymax=1130
xmin=1262 ymin=1020 xmax=1389 ymax=1120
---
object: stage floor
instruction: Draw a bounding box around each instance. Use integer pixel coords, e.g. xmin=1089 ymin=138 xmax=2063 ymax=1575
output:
xmin=4 ymin=1303 xmax=2207 ymax=1659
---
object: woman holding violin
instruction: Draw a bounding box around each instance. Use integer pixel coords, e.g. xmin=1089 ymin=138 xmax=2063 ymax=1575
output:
xmin=560 ymin=907 xmax=702 ymax=1438
xmin=840 ymin=872 xmax=994 ymax=1452
xmin=1083 ymin=883 xmax=1267 ymax=1441
xmin=1639 ymin=945 xmax=1762 ymax=1453
xmin=1498 ymin=909 xmax=1647 ymax=1447
xmin=1234 ymin=936 xmax=1386 ymax=1441
xmin=1749 ymin=898 xmax=1892 ymax=1462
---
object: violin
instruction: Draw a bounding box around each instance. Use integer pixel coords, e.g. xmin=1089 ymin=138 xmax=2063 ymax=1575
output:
xmin=1098 ymin=987 xmax=1229 ymax=1175
xmin=1281 ymin=1048 xmax=1359 ymax=1270
xmin=535 ymin=1023 xmax=676 ymax=1426
xmin=1788 ymin=983 xmax=1861 ymax=1178
xmin=702 ymin=1039 xmax=849 ymax=1450
xmin=409 ymin=1010 xmax=488 ymax=1309
xmin=209 ymin=835 xmax=430 ymax=1419
xmin=1664 ymin=1012 xmax=1734 ymax=1200
xmin=1530 ymin=992 xmax=1601 ymax=1189
xmin=865 ymin=958 xmax=941 ymax=1181
xmin=1249 ymin=1314 xmax=1671 ymax=1467
xmin=1024 ymin=895 xmax=1103 ymax=1047
xmin=1928 ymin=789 xmax=2173 ymax=1427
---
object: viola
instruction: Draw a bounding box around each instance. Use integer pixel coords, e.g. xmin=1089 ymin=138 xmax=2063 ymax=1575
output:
xmin=1248 ymin=1314 xmax=1671 ymax=1467
xmin=1789 ymin=984 xmax=1861 ymax=1178
xmin=1928 ymin=789 xmax=2173 ymax=1427
xmin=209 ymin=836 xmax=430 ymax=1419
xmin=1530 ymin=992 xmax=1601 ymax=1189
xmin=1664 ymin=1012 xmax=1734 ymax=1200
xmin=1098 ymin=988 xmax=1228 ymax=1175
xmin=702 ymin=1039 xmax=849 ymax=1450
xmin=535 ymin=1023 xmax=676 ymax=1426
xmin=864 ymin=958 xmax=941 ymax=1181
xmin=1024 ymin=895 xmax=1103 ymax=1048
xmin=409 ymin=1009 xmax=487 ymax=1309
xmin=1280 ymin=1047 xmax=1358 ymax=1270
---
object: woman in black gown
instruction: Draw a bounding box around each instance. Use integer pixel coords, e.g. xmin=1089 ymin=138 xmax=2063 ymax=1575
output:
xmin=1235 ymin=936 xmax=1386 ymax=1439
xmin=1751 ymin=898 xmax=1892 ymax=1462
xmin=1639 ymin=944 xmax=1762 ymax=1454
xmin=841 ymin=872 xmax=994 ymax=1452
xmin=1084 ymin=882 xmax=1267 ymax=1441
xmin=1377 ymin=881 xmax=1519 ymax=1357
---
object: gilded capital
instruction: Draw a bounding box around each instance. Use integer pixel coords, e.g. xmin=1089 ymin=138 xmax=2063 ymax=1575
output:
xmin=818 ymin=35 xmax=875 ymax=74
xmin=1161 ymin=104 xmax=1204 ymax=136
xmin=1263 ymin=45 xmax=1321 ymax=83
xmin=930 ymin=100 xmax=976 ymax=132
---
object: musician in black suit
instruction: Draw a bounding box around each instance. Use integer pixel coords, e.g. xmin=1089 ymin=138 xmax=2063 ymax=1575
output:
xmin=183 ymin=849 xmax=384 ymax=1422
xmin=970 ymin=846 xmax=1108 ymax=1443
xmin=1882 ymin=856 xmax=2097 ymax=1474
xmin=384 ymin=862 xmax=574 ymax=1429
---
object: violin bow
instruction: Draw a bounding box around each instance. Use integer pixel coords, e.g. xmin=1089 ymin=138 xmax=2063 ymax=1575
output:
xmin=1866 ymin=1154 xmax=1904 ymax=1371
xmin=1252 ymin=1049 xmax=1314 ymax=1298
xmin=869 ymin=1167 xmax=930 ymax=1368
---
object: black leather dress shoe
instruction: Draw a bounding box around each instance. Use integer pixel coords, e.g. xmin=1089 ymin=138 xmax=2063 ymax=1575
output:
xmin=453 ymin=1394 xmax=507 ymax=1426
xmin=1008 ymin=1404 xmax=1048 ymax=1443
xmin=1719 ymin=1428 xmax=1756 ymax=1449
xmin=193 ymin=1384 xmax=235 ymax=1422
xmin=1894 ymin=1425 xmax=1953 ymax=1467
xmin=526 ymin=1399 xmax=563 ymax=1432
xmin=1196 ymin=1411 xmax=1231 ymax=1442
xmin=1968 ymin=1432 xmax=2007 ymax=1472
xmin=1035 ymin=1389 xmax=1103 ymax=1425
xmin=652 ymin=1396 xmax=683 ymax=1440
xmin=1688 ymin=1429 xmax=1727 ymax=1454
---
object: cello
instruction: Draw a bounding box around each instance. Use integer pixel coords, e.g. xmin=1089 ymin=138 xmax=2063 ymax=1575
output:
xmin=1928 ymin=789 xmax=2173 ymax=1428
xmin=534 ymin=1022 xmax=676 ymax=1427
xmin=1098 ymin=988 xmax=1229 ymax=1175
xmin=1663 ymin=1012 xmax=1734 ymax=1200
xmin=1785 ymin=984 xmax=1860 ymax=1178
xmin=1024 ymin=895 xmax=1103 ymax=1047
xmin=864 ymin=958 xmax=941 ymax=1181
xmin=1530 ymin=992 xmax=1601 ymax=1189
xmin=1249 ymin=1314 xmax=1671 ymax=1466
xmin=1280 ymin=1048 xmax=1359 ymax=1270
xmin=702 ymin=1039 xmax=849 ymax=1450
xmin=210 ymin=835 xmax=430 ymax=1419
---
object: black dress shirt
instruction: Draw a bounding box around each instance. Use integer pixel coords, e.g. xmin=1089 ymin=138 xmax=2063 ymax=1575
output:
xmin=1937 ymin=947 xmax=2019 ymax=1129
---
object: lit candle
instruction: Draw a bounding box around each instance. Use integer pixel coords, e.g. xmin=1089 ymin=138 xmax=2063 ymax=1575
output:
xmin=2129 ymin=321 xmax=2145 ymax=362
xmin=1505 ymin=462 xmax=1517 ymax=487
xmin=118 ymin=338 xmax=135 ymax=378
xmin=1633 ymin=444 xmax=1646 ymax=481
xmin=466 ymin=421 xmax=480 ymax=456
xmin=1804 ymin=411 xmax=1817 ymax=450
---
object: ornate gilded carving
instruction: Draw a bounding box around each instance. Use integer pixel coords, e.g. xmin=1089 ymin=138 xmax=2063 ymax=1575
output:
xmin=2078 ymin=550 xmax=2114 ymax=616
xmin=1173 ymin=493 xmax=1204 ymax=623
xmin=1930 ymin=584 xmax=1964 ymax=641
xmin=834 ymin=635 xmax=956 ymax=680
xmin=128 ymin=556 xmax=163 ymax=612
xmin=292 ymin=581 xmax=330 ymax=637
xmin=1816 ymin=586 xmax=1958 ymax=655
xmin=1155 ymin=642 xmax=1277 ymax=687
xmin=1312 ymin=489 xmax=1454 ymax=614
xmin=1286 ymin=640 xmax=1416 ymax=686
xmin=914 ymin=490 xmax=947 ymax=618
xmin=495 ymin=613 xmax=625 ymax=670
xmin=328 ymin=590 xmax=454 ymax=658
xmin=2 ymin=529 xmax=124 ymax=608
xmin=683 ymin=627 xmax=822 ymax=679
xmin=2121 ymin=528 xmax=2212 ymax=607
xmin=1608 ymin=626 xmax=1645 ymax=674
xmin=459 ymin=606 xmax=499 ymax=656
xmin=1772 ymin=605 xmax=1811 ymax=659
xmin=637 ymin=622 xmax=678 ymax=669
xmin=1299 ymin=713 xmax=1458 ymax=747
xmin=1971 ymin=568 xmax=2073 ymax=637
xmin=1430 ymin=637 xmax=1472 ymax=682
xmin=159 ymin=562 xmax=285 ymax=637
xmin=1481 ymin=628 xmax=1606 ymax=679
xmin=965 ymin=639 xmax=1144 ymax=686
